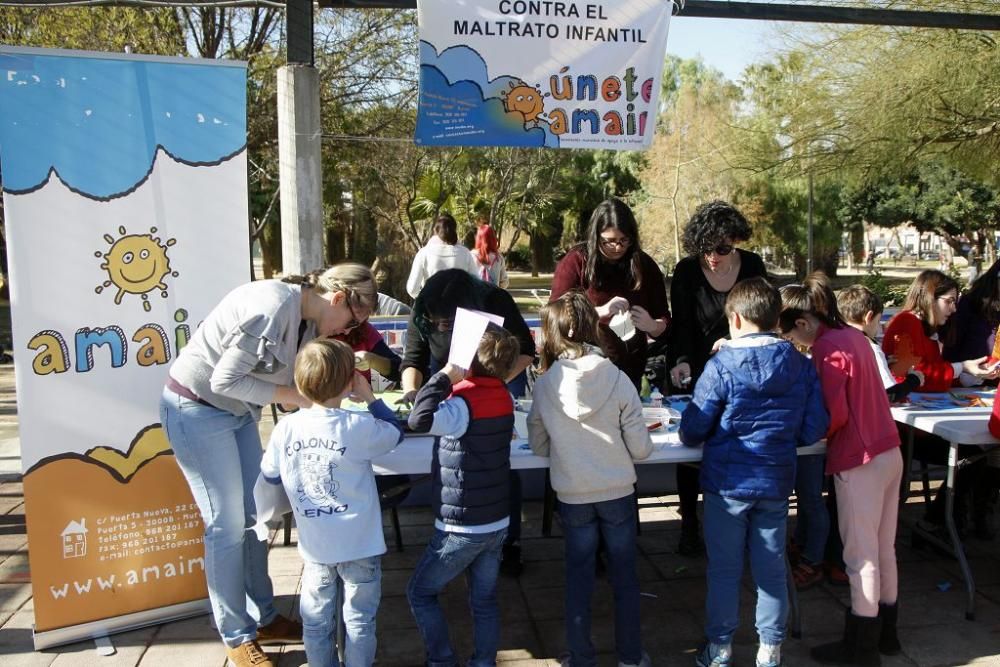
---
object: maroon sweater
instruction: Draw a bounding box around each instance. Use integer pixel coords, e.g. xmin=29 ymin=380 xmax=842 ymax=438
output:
xmin=551 ymin=245 xmax=670 ymax=387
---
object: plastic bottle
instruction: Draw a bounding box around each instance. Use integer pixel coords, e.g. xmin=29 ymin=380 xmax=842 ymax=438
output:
xmin=650 ymin=387 xmax=663 ymax=408
xmin=640 ymin=375 xmax=651 ymax=403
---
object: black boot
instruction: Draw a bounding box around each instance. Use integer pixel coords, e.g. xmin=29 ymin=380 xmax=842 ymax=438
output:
xmin=877 ymin=602 xmax=901 ymax=656
xmin=811 ymin=609 xmax=882 ymax=666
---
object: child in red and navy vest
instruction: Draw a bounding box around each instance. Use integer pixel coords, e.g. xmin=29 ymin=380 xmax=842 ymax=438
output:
xmin=406 ymin=325 xmax=520 ymax=667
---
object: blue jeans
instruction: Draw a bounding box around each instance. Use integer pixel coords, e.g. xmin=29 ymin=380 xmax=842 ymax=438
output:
xmin=407 ymin=528 xmax=507 ymax=667
xmin=301 ymin=557 xmax=381 ymax=667
xmin=559 ymin=495 xmax=643 ymax=667
xmin=793 ymin=454 xmax=829 ymax=564
xmin=158 ymin=388 xmax=276 ymax=648
xmin=703 ymin=492 xmax=788 ymax=646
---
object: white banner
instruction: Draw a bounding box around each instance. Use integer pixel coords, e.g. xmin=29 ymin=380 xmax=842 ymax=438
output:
xmin=415 ymin=0 xmax=671 ymax=150
xmin=0 ymin=46 xmax=249 ymax=647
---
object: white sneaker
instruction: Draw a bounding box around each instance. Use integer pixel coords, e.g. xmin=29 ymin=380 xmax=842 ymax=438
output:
xmin=619 ymin=650 xmax=652 ymax=667
xmin=756 ymin=642 xmax=781 ymax=667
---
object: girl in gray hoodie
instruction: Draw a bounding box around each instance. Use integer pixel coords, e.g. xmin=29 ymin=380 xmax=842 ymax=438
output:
xmin=527 ymin=290 xmax=653 ymax=667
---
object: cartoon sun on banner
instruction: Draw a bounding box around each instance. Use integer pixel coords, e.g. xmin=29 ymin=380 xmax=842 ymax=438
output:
xmin=415 ymin=0 xmax=672 ymax=150
xmin=0 ymin=46 xmax=250 ymax=649
xmin=95 ymin=226 xmax=179 ymax=312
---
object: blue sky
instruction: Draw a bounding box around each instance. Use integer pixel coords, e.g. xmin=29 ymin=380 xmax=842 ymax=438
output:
xmin=665 ymin=16 xmax=802 ymax=82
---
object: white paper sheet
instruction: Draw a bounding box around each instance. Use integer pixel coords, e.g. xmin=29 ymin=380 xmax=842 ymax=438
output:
xmin=448 ymin=307 xmax=505 ymax=369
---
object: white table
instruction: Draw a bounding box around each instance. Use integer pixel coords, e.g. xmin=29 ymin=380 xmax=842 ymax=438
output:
xmin=372 ymin=430 xmax=827 ymax=474
xmin=891 ymin=398 xmax=999 ymax=620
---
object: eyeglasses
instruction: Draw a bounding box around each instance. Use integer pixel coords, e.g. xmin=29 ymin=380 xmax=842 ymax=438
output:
xmin=706 ymin=243 xmax=734 ymax=256
xmin=600 ymin=236 xmax=631 ymax=249
xmin=344 ymin=295 xmax=365 ymax=332
xmin=937 ymin=296 xmax=958 ymax=306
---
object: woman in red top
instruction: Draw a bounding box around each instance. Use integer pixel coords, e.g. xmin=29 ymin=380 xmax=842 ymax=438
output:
xmin=882 ymin=270 xmax=996 ymax=390
xmin=550 ymin=198 xmax=670 ymax=389
xmin=883 ymin=270 xmax=999 ymax=540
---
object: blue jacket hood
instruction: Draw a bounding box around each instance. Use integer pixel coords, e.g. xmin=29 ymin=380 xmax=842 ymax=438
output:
xmin=715 ymin=334 xmax=811 ymax=396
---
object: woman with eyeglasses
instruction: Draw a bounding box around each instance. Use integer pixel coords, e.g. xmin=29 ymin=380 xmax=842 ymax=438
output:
xmin=883 ymin=269 xmax=1000 ymax=541
xmin=158 ymin=263 xmax=377 ymax=667
xmin=883 ymin=270 xmax=997 ymax=391
xmin=550 ymin=198 xmax=671 ymax=389
xmin=665 ymin=200 xmax=768 ymax=556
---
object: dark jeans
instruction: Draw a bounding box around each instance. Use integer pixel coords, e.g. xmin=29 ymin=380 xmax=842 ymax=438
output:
xmin=559 ymin=495 xmax=643 ymax=667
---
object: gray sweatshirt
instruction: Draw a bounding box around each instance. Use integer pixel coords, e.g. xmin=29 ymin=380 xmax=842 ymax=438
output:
xmin=527 ymin=352 xmax=653 ymax=504
xmin=169 ymin=280 xmax=314 ymax=417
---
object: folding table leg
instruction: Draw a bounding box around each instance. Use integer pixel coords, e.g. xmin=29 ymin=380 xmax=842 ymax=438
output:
xmin=943 ymin=440 xmax=977 ymax=620
xmin=900 ymin=425 xmax=915 ymax=506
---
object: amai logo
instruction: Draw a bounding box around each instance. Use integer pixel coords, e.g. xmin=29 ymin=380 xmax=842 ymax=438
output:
xmin=95 ymin=226 xmax=178 ymax=312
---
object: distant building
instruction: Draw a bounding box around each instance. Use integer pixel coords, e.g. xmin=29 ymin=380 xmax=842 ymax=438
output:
xmin=863 ymin=223 xmax=943 ymax=259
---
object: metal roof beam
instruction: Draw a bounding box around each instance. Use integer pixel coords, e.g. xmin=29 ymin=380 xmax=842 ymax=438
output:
xmin=320 ymin=0 xmax=1000 ymax=31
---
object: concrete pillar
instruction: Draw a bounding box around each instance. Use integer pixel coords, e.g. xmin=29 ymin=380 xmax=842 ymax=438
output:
xmin=277 ymin=64 xmax=323 ymax=275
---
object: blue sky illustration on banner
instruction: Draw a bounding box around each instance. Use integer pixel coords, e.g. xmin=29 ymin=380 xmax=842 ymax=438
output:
xmin=0 ymin=49 xmax=246 ymax=199
xmin=415 ymin=0 xmax=671 ymax=151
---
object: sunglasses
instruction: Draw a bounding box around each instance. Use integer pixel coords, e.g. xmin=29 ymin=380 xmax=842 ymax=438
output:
xmin=706 ymin=243 xmax=734 ymax=256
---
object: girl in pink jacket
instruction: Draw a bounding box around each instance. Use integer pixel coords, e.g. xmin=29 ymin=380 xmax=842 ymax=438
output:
xmin=779 ymin=273 xmax=902 ymax=667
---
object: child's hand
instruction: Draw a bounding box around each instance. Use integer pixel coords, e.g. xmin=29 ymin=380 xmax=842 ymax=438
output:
xmin=442 ymin=363 xmax=467 ymax=384
xmin=710 ymin=337 xmax=728 ymax=354
xmin=351 ymin=372 xmax=376 ymax=404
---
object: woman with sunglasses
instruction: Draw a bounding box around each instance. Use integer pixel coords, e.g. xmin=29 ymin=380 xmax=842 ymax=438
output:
xmin=666 ymin=200 xmax=768 ymax=556
xmin=158 ymin=263 xmax=377 ymax=667
xmin=550 ymin=198 xmax=671 ymax=389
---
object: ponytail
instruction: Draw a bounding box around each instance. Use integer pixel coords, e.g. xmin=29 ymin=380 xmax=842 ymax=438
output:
xmin=778 ymin=271 xmax=845 ymax=333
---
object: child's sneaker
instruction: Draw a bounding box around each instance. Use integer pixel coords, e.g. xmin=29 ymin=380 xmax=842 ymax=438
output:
xmin=619 ymin=650 xmax=652 ymax=667
xmin=695 ymin=642 xmax=732 ymax=667
xmin=756 ymin=642 xmax=781 ymax=667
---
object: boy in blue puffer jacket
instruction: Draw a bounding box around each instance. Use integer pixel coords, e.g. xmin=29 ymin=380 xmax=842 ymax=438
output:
xmin=680 ymin=277 xmax=829 ymax=667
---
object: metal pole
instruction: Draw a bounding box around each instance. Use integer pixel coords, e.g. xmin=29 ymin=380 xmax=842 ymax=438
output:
xmin=806 ymin=173 xmax=814 ymax=275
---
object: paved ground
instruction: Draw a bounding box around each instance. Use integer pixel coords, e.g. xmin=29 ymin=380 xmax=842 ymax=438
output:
xmin=3 ymin=324 xmax=1000 ymax=664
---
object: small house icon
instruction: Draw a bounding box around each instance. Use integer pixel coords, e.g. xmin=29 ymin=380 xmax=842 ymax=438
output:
xmin=61 ymin=518 xmax=88 ymax=558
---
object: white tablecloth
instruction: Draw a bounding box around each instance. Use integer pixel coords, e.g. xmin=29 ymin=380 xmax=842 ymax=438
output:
xmin=371 ymin=432 xmax=827 ymax=475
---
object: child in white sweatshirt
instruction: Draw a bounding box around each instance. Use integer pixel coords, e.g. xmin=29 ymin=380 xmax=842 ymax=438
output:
xmin=527 ymin=289 xmax=653 ymax=667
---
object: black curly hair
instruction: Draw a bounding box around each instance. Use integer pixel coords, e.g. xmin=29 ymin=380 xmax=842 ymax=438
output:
xmin=681 ymin=200 xmax=752 ymax=258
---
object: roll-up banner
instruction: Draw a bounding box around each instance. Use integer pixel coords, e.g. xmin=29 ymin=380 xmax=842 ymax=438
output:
xmin=415 ymin=0 xmax=672 ymax=150
xmin=0 ymin=46 xmax=250 ymax=649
